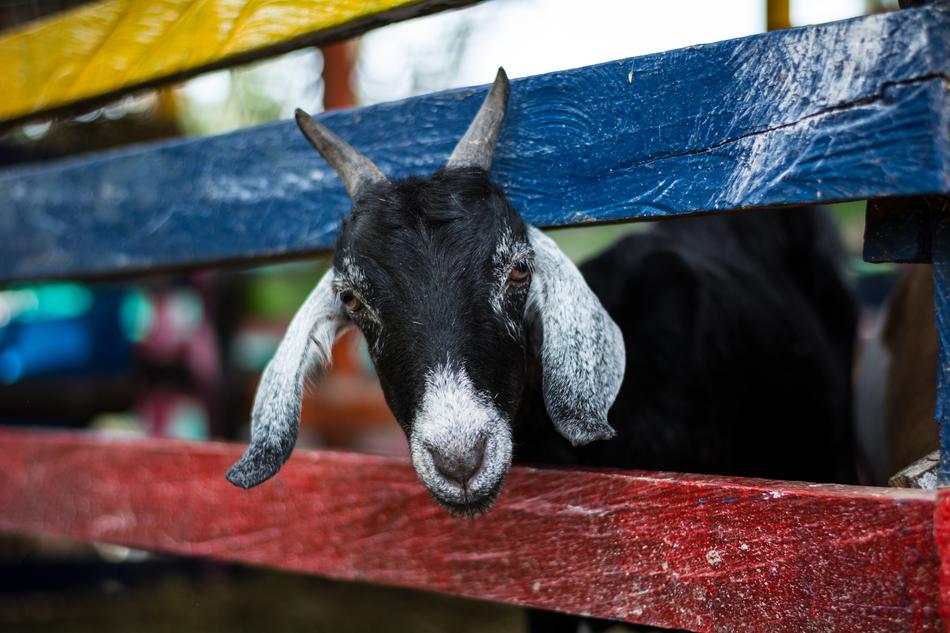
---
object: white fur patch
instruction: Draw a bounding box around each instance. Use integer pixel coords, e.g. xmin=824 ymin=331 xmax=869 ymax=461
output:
xmin=334 ymin=254 xmax=383 ymax=353
xmin=490 ymin=227 xmax=533 ymax=338
xmin=526 ymin=226 xmax=625 ymax=446
xmin=410 ymin=364 xmax=512 ymax=509
xmin=338 ymin=254 xmax=367 ymax=290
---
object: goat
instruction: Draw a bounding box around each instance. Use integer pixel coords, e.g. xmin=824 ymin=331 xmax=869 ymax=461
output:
xmin=227 ymin=68 xmax=857 ymax=517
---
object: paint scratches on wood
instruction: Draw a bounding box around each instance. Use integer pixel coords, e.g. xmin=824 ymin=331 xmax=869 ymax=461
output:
xmin=933 ymin=489 xmax=950 ymax=628
xmin=0 ymin=0 xmax=479 ymax=124
xmin=0 ymin=429 xmax=941 ymax=632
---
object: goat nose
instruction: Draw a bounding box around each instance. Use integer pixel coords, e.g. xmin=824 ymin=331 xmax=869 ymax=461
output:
xmin=429 ymin=438 xmax=486 ymax=486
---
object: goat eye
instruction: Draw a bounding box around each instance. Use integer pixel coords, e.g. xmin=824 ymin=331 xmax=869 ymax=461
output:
xmin=340 ymin=290 xmax=363 ymax=312
xmin=509 ymin=261 xmax=531 ymax=284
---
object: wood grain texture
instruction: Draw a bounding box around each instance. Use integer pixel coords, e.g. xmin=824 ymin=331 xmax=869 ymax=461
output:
xmin=933 ymin=211 xmax=950 ymax=485
xmin=0 ymin=428 xmax=941 ymax=632
xmin=934 ymin=490 xmax=950 ymax=628
xmin=0 ymin=6 xmax=949 ymax=281
xmin=0 ymin=0 xmax=479 ymax=125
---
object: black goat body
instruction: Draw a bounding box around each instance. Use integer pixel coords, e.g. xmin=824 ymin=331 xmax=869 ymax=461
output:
xmin=516 ymin=209 xmax=857 ymax=484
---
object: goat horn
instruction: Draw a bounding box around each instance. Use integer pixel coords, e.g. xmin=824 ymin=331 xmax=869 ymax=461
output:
xmin=447 ymin=67 xmax=510 ymax=171
xmin=295 ymin=108 xmax=389 ymax=199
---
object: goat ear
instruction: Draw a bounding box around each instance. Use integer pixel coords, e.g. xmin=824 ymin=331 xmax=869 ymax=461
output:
xmin=526 ymin=226 xmax=625 ymax=446
xmin=227 ymin=268 xmax=347 ymax=488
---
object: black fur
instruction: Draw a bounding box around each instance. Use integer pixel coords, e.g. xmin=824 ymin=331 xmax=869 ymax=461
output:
xmin=334 ymin=168 xmax=531 ymax=436
xmin=515 ymin=209 xmax=856 ymax=482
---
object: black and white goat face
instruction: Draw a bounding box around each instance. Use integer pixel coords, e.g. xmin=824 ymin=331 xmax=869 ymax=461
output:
xmin=227 ymin=69 xmax=625 ymax=516
xmin=334 ymin=171 xmax=531 ymax=514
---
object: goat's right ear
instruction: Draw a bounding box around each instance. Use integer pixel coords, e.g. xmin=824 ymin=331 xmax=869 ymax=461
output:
xmin=226 ymin=268 xmax=347 ymax=488
xmin=526 ymin=226 xmax=626 ymax=446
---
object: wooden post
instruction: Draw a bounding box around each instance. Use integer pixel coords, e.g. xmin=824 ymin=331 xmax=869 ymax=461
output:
xmin=766 ymin=0 xmax=791 ymax=31
xmin=320 ymin=41 xmax=357 ymax=111
xmin=863 ymin=197 xmax=949 ymax=264
xmin=904 ymin=0 xmax=950 ymax=486
xmin=933 ymin=213 xmax=950 ymax=484
xmin=862 ymin=0 xmax=950 ymax=484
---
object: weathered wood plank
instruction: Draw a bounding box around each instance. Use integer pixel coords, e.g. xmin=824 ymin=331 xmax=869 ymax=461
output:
xmin=1 ymin=6 xmax=949 ymax=281
xmin=0 ymin=429 xmax=941 ymax=632
xmin=0 ymin=0 xmax=479 ymax=125
xmin=932 ymin=211 xmax=950 ymax=485
xmin=933 ymin=490 xmax=950 ymax=627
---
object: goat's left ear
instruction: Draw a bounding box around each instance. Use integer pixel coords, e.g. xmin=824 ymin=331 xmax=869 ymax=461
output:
xmin=526 ymin=226 xmax=625 ymax=446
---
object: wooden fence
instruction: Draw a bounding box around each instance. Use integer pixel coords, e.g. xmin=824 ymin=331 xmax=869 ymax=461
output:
xmin=1 ymin=1 xmax=949 ymax=631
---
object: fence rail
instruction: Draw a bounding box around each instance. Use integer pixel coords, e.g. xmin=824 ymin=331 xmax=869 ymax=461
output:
xmin=1 ymin=5 xmax=948 ymax=281
xmin=0 ymin=428 xmax=942 ymax=632
xmin=0 ymin=0 xmax=480 ymax=126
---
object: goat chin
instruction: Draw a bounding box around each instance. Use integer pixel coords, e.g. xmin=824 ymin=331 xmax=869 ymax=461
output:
xmin=428 ymin=481 xmax=507 ymax=518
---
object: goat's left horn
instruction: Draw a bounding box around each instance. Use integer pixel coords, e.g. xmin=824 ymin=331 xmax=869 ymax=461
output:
xmin=295 ymin=108 xmax=389 ymax=199
xmin=447 ymin=67 xmax=509 ymax=171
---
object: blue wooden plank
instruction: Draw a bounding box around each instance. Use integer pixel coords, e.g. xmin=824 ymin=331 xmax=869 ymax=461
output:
xmin=0 ymin=5 xmax=948 ymax=281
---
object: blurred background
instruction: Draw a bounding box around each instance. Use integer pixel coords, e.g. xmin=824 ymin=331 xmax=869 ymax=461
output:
xmin=0 ymin=0 xmax=910 ymax=631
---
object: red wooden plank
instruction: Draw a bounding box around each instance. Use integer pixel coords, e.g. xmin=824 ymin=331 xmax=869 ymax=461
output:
xmin=0 ymin=428 xmax=941 ymax=632
xmin=934 ymin=491 xmax=950 ymax=630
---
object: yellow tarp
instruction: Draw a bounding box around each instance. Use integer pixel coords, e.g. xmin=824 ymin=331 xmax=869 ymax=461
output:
xmin=0 ymin=0 xmax=452 ymax=122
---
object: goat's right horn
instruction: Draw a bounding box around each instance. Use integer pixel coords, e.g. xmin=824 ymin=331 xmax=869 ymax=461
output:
xmin=447 ymin=67 xmax=510 ymax=171
xmin=295 ymin=108 xmax=389 ymax=199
